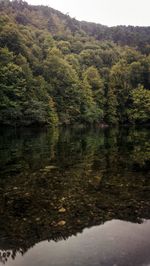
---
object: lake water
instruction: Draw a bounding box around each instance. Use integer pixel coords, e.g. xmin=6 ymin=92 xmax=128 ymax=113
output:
xmin=0 ymin=126 xmax=149 ymax=266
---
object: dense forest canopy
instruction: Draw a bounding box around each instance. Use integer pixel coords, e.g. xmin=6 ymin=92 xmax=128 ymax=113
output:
xmin=0 ymin=0 xmax=150 ymax=126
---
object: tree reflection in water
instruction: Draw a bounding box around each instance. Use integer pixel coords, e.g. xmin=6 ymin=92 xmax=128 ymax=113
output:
xmin=0 ymin=126 xmax=149 ymax=263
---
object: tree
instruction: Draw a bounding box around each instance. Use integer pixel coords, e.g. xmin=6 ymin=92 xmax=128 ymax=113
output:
xmin=83 ymin=66 xmax=105 ymax=122
xmin=0 ymin=24 xmax=24 ymax=54
xmin=43 ymin=48 xmax=82 ymax=124
xmin=0 ymin=1 xmax=150 ymax=126
xmin=109 ymin=61 xmax=131 ymax=123
xmin=0 ymin=61 xmax=27 ymax=124
xmin=106 ymin=87 xmax=118 ymax=124
xmin=128 ymin=85 xmax=150 ymax=124
xmin=80 ymin=77 xmax=98 ymax=124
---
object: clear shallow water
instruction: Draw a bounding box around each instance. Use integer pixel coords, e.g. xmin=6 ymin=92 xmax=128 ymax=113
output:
xmin=0 ymin=126 xmax=149 ymax=266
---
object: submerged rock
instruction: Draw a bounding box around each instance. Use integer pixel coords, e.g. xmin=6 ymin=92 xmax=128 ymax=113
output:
xmin=42 ymin=166 xmax=58 ymax=171
xmin=57 ymin=220 xmax=66 ymax=226
xmin=58 ymin=207 xmax=66 ymax=213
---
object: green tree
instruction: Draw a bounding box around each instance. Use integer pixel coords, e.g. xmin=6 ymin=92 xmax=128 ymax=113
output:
xmin=43 ymin=48 xmax=82 ymax=124
xmin=80 ymin=77 xmax=98 ymax=124
xmin=83 ymin=66 xmax=105 ymax=121
xmin=109 ymin=61 xmax=131 ymax=123
xmin=128 ymin=85 xmax=150 ymax=123
xmin=106 ymin=87 xmax=118 ymax=124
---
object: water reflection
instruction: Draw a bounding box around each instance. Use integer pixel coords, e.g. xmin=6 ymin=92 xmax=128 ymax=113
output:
xmin=2 ymin=219 xmax=150 ymax=266
xmin=0 ymin=126 xmax=149 ymax=265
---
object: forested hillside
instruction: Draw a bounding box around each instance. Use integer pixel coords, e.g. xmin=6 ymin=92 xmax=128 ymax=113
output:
xmin=0 ymin=0 xmax=150 ymax=126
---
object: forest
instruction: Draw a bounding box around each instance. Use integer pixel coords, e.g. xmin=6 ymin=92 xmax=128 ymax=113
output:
xmin=0 ymin=0 xmax=150 ymax=126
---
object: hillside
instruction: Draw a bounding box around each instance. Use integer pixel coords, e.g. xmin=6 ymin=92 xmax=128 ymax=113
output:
xmin=0 ymin=0 xmax=150 ymax=126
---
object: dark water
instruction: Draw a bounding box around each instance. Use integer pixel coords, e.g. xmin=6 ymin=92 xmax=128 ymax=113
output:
xmin=0 ymin=126 xmax=149 ymax=266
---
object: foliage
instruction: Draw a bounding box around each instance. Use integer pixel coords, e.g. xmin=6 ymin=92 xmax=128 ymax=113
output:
xmin=0 ymin=0 xmax=150 ymax=126
xmin=128 ymin=85 xmax=150 ymax=123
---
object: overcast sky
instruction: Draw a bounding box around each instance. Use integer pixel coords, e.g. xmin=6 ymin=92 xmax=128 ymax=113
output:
xmin=26 ymin=0 xmax=150 ymax=27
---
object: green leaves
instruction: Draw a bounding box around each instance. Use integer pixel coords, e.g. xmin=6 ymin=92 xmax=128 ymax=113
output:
xmin=128 ymin=85 xmax=150 ymax=123
xmin=0 ymin=1 xmax=150 ymax=126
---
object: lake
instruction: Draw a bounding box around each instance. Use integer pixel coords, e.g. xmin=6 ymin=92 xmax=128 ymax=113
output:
xmin=0 ymin=126 xmax=149 ymax=266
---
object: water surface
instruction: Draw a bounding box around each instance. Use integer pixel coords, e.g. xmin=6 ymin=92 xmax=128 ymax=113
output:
xmin=0 ymin=126 xmax=149 ymax=265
